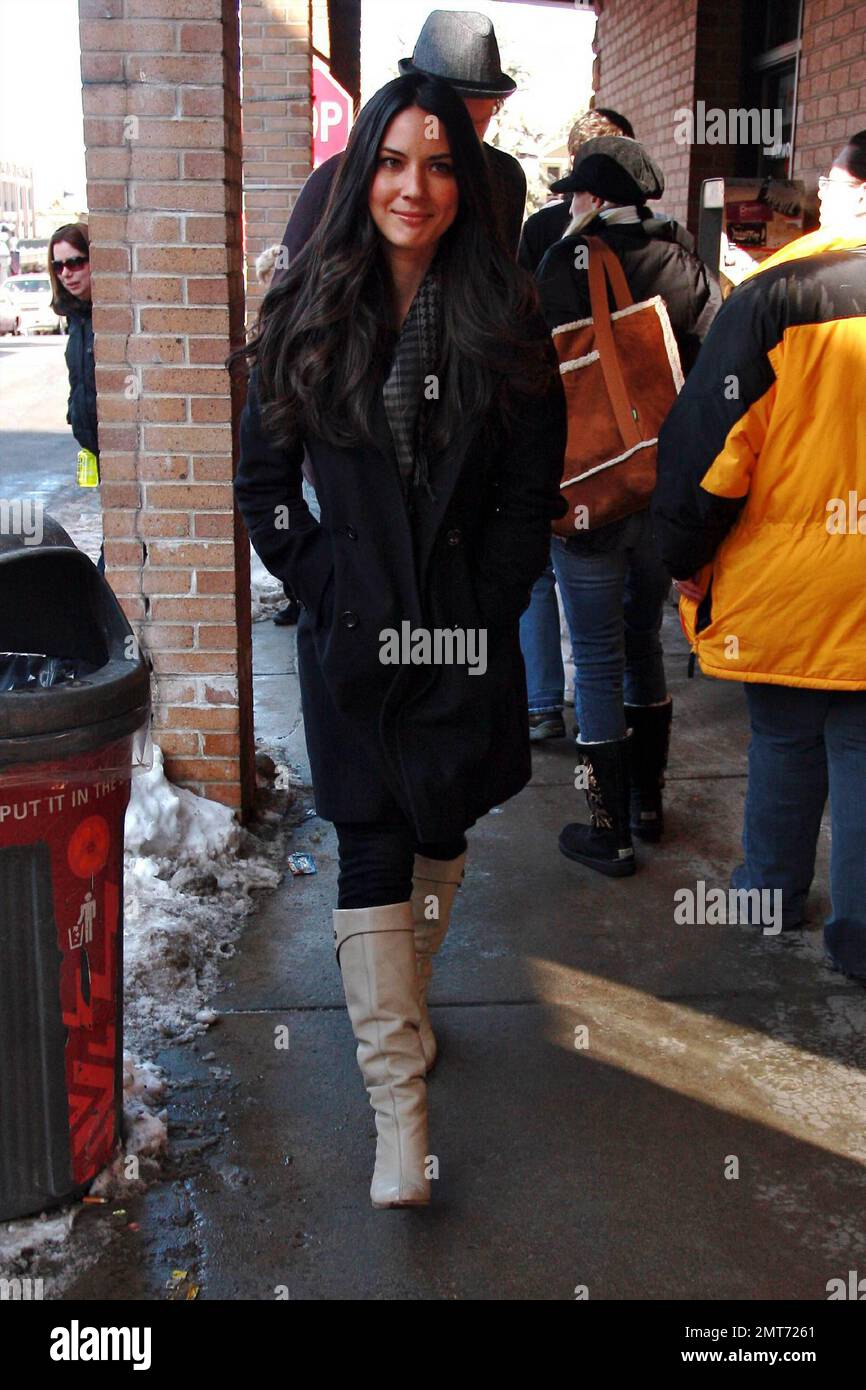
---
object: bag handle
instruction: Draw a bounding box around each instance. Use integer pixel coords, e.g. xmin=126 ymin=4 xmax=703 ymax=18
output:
xmin=584 ymin=236 xmax=641 ymax=450
xmin=585 ymin=235 xmax=633 ymax=311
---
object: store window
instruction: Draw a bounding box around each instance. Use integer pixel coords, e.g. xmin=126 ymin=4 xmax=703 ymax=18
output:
xmin=764 ymin=0 xmax=802 ymax=49
xmin=745 ymin=0 xmax=803 ymax=179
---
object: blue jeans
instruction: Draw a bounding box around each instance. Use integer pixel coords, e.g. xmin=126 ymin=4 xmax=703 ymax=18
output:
xmin=732 ymin=683 xmax=866 ymax=978
xmin=519 ymin=556 xmax=564 ymax=714
xmin=550 ymin=512 xmax=669 ymax=742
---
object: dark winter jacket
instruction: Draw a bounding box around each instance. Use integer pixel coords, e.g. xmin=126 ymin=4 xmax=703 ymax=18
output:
xmin=535 ymin=215 xmax=720 ymax=551
xmin=65 ymin=302 xmax=98 ymax=458
xmin=234 ymin=329 xmax=568 ymax=839
xmin=518 ymin=200 xmax=696 ymax=275
xmin=276 ymin=143 xmax=527 ymax=270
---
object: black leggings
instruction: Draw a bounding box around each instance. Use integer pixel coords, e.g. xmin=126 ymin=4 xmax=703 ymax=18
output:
xmin=334 ymin=819 xmax=467 ymax=908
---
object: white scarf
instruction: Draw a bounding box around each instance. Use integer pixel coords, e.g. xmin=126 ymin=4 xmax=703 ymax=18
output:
xmin=563 ymin=202 xmax=642 ymax=238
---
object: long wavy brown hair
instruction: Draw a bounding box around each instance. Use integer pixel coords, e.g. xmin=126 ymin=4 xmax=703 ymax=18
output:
xmin=232 ymin=73 xmax=551 ymax=456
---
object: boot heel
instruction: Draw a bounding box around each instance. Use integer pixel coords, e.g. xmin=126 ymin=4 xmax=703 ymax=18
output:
xmin=370 ymin=1078 xmax=431 ymax=1209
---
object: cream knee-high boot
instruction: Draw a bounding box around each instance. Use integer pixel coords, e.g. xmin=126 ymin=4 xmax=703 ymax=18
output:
xmin=333 ymin=901 xmax=430 ymax=1209
xmin=410 ymin=851 xmax=467 ymax=1072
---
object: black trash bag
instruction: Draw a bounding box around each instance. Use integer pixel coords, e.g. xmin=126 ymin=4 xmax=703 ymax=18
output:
xmin=0 ymin=653 xmax=100 ymax=691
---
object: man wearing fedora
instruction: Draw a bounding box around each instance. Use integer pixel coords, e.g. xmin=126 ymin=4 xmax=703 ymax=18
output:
xmin=273 ymin=9 xmax=527 ymax=267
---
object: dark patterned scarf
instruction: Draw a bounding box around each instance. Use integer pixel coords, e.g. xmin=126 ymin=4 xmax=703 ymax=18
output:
xmin=382 ymin=266 xmax=441 ymax=502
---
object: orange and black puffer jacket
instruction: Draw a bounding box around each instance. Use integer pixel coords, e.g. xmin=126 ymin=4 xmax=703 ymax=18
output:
xmin=653 ymin=233 xmax=866 ymax=691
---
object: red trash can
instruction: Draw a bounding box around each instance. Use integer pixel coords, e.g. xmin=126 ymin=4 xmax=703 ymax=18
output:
xmin=0 ymin=519 xmax=150 ymax=1220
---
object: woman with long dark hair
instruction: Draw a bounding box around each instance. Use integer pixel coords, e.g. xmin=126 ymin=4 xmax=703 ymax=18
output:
xmin=233 ymin=73 xmax=566 ymax=1209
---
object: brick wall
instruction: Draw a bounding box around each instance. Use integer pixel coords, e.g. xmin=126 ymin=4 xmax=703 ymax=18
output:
xmin=594 ymin=0 xmax=866 ymax=228
xmin=794 ymin=0 xmax=866 ymax=184
xmin=78 ymin=0 xmax=254 ymax=812
xmin=240 ymin=0 xmax=311 ymax=317
xmin=593 ymin=0 xmax=699 ymax=229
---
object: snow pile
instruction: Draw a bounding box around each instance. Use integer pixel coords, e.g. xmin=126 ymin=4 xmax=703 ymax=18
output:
xmin=123 ymin=742 xmax=284 ymax=1047
xmin=121 ymin=1054 xmax=169 ymax=1160
xmin=89 ymin=1055 xmax=169 ymax=1199
xmin=0 ymin=1208 xmax=81 ymax=1291
xmin=125 ymin=742 xmax=242 ymax=863
xmin=250 ymin=545 xmax=285 ymax=621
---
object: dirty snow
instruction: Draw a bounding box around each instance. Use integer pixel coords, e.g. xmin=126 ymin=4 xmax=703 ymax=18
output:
xmin=123 ymin=741 xmax=286 ymax=1047
xmin=250 ymin=545 xmax=286 ymax=621
xmin=89 ymin=1055 xmax=169 ymax=1200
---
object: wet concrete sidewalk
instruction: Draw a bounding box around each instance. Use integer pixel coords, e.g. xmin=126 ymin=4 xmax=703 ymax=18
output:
xmin=58 ymin=607 xmax=866 ymax=1302
xmin=173 ymin=609 xmax=865 ymax=1300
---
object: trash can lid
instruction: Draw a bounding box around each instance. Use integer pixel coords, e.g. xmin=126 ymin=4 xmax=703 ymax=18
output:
xmin=0 ymin=515 xmax=151 ymax=756
xmin=0 ymin=514 xmax=78 ymax=562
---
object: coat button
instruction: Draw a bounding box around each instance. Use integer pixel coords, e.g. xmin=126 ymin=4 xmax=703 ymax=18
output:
xmin=344 ymin=525 xmax=357 ymax=540
xmin=446 ymin=528 xmax=462 ymax=546
xmin=340 ymin=610 xmax=359 ymax=629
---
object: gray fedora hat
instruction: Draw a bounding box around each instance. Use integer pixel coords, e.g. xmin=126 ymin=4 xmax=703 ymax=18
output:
xmin=398 ymin=10 xmax=517 ymax=97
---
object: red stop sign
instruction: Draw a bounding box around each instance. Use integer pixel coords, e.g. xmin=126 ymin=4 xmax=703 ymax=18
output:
xmin=312 ymin=55 xmax=353 ymax=168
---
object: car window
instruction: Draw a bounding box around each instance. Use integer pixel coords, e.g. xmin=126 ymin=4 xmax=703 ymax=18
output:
xmin=8 ymin=278 xmax=50 ymax=294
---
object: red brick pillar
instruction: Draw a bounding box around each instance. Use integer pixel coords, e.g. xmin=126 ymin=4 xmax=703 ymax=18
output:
xmin=241 ymin=0 xmax=312 ymax=317
xmin=78 ymin=0 xmax=253 ymax=813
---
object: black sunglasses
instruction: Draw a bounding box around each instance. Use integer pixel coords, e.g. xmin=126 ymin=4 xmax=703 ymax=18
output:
xmin=52 ymin=255 xmax=89 ymax=274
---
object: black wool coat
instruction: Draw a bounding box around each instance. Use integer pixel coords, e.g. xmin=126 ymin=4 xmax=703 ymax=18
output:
xmin=65 ymin=304 xmax=99 ymax=457
xmin=234 ymin=337 xmax=567 ymax=840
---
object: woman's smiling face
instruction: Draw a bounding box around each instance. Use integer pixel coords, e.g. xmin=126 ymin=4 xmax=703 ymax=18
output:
xmin=368 ymin=105 xmax=459 ymax=256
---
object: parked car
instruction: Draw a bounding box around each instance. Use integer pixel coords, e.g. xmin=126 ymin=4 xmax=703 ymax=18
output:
xmin=4 ymin=275 xmax=64 ymax=334
xmin=0 ymin=285 xmax=22 ymax=336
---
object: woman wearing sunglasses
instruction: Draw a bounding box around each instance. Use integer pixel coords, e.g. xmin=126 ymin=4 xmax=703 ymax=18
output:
xmin=48 ymin=222 xmax=104 ymax=574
